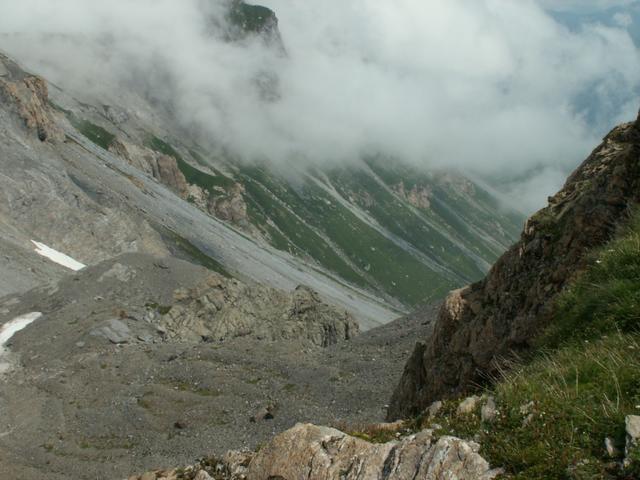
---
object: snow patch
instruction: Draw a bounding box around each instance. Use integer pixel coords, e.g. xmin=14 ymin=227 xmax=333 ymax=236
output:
xmin=31 ymin=240 xmax=86 ymax=271
xmin=0 ymin=312 xmax=43 ymax=373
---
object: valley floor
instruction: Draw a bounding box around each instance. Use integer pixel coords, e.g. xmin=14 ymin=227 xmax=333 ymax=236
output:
xmin=0 ymin=254 xmax=436 ymax=480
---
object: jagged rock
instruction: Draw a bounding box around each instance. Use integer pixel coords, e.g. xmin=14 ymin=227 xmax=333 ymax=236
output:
xmin=0 ymin=54 xmax=64 ymax=142
xmin=109 ymin=140 xmax=189 ymax=198
xmin=605 ymin=437 xmax=619 ymax=458
xmin=210 ymin=183 xmax=249 ymax=226
xmin=481 ymin=396 xmax=497 ymax=423
xmin=246 ymin=423 xmax=500 ymax=480
xmin=156 ymin=275 xmax=359 ymax=347
xmin=457 ymin=396 xmax=481 ymax=416
xmin=625 ymin=415 xmax=640 ymax=466
xmin=156 ymin=154 xmax=189 ymax=197
xmin=91 ymin=319 xmax=132 ymax=344
xmin=388 ymin=114 xmax=640 ymax=419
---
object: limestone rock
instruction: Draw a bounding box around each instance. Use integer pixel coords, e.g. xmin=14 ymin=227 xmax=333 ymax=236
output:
xmin=625 ymin=415 xmax=640 ymax=466
xmin=91 ymin=319 xmax=133 ymax=344
xmin=388 ymin=115 xmax=640 ymax=419
xmin=247 ymin=423 xmax=499 ymax=480
xmin=156 ymin=275 xmax=359 ymax=347
xmin=210 ymin=183 xmax=249 ymax=226
xmin=0 ymin=54 xmax=64 ymax=143
xmin=155 ymin=154 xmax=189 ymax=198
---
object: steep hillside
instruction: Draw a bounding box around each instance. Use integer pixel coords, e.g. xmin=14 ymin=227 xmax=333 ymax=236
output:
xmin=47 ymin=78 xmax=521 ymax=309
xmin=388 ymin=111 xmax=640 ymax=419
xmin=0 ymin=0 xmax=522 ymax=311
xmin=0 ymin=51 xmax=399 ymax=328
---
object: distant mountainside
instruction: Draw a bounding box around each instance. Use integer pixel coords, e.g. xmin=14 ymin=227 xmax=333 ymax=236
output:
xmin=0 ymin=1 xmax=523 ymax=314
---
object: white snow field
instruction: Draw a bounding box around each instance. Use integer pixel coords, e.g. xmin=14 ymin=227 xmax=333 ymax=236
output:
xmin=31 ymin=240 xmax=86 ymax=271
xmin=0 ymin=312 xmax=43 ymax=373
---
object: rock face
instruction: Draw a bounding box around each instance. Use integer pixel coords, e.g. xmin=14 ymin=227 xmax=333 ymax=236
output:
xmin=245 ymin=424 xmax=499 ymax=480
xmin=131 ymin=424 xmax=500 ymax=480
xmin=158 ymin=275 xmax=360 ymax=347
xmin=388 ymin=113 xmax=640 ymax=420
xmin=210 ymin=182 xmax=249 ymax=226
xmin=110 ymin=140 xmax=189 ymax=198
xmin=0 ymin=53 xmax=64 ymax=142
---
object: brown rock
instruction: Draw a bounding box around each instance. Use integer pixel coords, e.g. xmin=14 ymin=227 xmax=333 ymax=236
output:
xmin=388 ymin=115 xmax=640 ymax=419
xmin=0 ymin=55 xmax=64 ymax=143
xmin=155 ymin=154 xmax=189 ymax=198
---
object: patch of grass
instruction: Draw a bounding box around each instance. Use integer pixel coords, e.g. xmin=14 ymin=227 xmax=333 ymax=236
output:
xmin=170 ymin=380 xmax=222 ymax=397
xmin=407 ymin=210 xmax=640 ymax=478
xmin=69 ymin=115 xmax=116 ymax=150
xmin=144 ymin=135 xmax=183 ymax=161
xmin=541 ymin=211 xmax=640 ymax=348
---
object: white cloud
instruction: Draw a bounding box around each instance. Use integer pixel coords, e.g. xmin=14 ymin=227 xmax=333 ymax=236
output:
xmin=0 ymin=0 xmax=638 ymax=212
xmin=537 ymin=0 xmax=638 ymax=13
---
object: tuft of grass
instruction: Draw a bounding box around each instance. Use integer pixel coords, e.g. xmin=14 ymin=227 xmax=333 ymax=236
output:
xmin=542 ymin=211 xmax=640 ymax=348
xmin=69 ymin=115 xmax=116 ymax=150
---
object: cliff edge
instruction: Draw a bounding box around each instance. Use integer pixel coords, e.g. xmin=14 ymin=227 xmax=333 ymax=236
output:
xmin=388 ymin=112 xmax=640 ymax=420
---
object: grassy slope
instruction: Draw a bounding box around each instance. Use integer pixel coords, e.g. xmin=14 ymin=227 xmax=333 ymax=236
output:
xmin=435 ymin=212 xmax=640 ymax=478
xmin=143 ymin=135 xmax=521 ymax=307
xmin=353 ymin=211 xmax=640 ymax=479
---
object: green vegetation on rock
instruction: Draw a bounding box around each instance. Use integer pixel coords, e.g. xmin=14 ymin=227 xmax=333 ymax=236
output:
xmin=69 ymin=115 xmax=115 ymax=150
xmin=370 ymin=210 xmax=640 ymax=478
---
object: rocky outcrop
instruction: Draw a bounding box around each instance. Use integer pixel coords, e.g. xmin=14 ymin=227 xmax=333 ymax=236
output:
xmin=210 ymin=182 xmax=250 ymax=226
xmin=131 ymin=424 xmax=500 ymax=480
xmin=388 ymin=113 xmax=640 ymax=420
xmin=157 ymin=274 xmax=359 ymax=347
xmin=0 ymin=54 xmax=64 ymax=142
xmin=393 ymin=182 xmax=433 ymax=210
xmin=109 ymin=140 xmax=189 ymax=198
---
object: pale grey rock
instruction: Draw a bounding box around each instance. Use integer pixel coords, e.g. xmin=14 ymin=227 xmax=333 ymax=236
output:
xmin=246 ymin=423 xmax=499 ymax=480
xmin=605 ymin=437 xmax=619 ymax=458
xmin=625 ymin=415 xmax=640 ymax=466
xmin=156 ymin=276 xmax=359 ymax=348
xmin=92 ymin=319 xmax=132 ymax=344
xmin=98 ymin=263 xmax=136 ymax=283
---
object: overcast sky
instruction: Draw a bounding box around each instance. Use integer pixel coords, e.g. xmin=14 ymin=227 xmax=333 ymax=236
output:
xmin=1 ymin=0 xmax=638 ymax=212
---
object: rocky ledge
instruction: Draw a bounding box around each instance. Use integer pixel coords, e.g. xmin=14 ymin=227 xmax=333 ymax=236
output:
xmin=130 ymin=423 xmax=501 ymax=480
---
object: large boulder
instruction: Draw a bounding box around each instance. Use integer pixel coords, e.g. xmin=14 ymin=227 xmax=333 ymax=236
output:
xmin=131 ymin=424 xmax=500 ymax=480
xmin=388 ymin=113 xmax=640 ymax=420
xmin=246 ymin=423 xmax=499 ymax=480
xmin=157 ymin=275 xmax=359 ymax=347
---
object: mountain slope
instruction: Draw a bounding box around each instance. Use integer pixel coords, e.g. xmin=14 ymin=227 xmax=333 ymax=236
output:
xmin=0 ymin=51 xmax=399 ymax=328
xmin=388 ymin=111 xmax=640 ymax=419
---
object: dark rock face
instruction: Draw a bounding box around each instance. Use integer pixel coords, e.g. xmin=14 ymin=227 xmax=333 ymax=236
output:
xmin=388 ymin=114 xmax=640 ymax=420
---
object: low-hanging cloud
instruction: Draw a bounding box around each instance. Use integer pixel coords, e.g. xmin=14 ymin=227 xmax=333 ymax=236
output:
xmin=1 ymin=0 xmax=639 ymax=212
